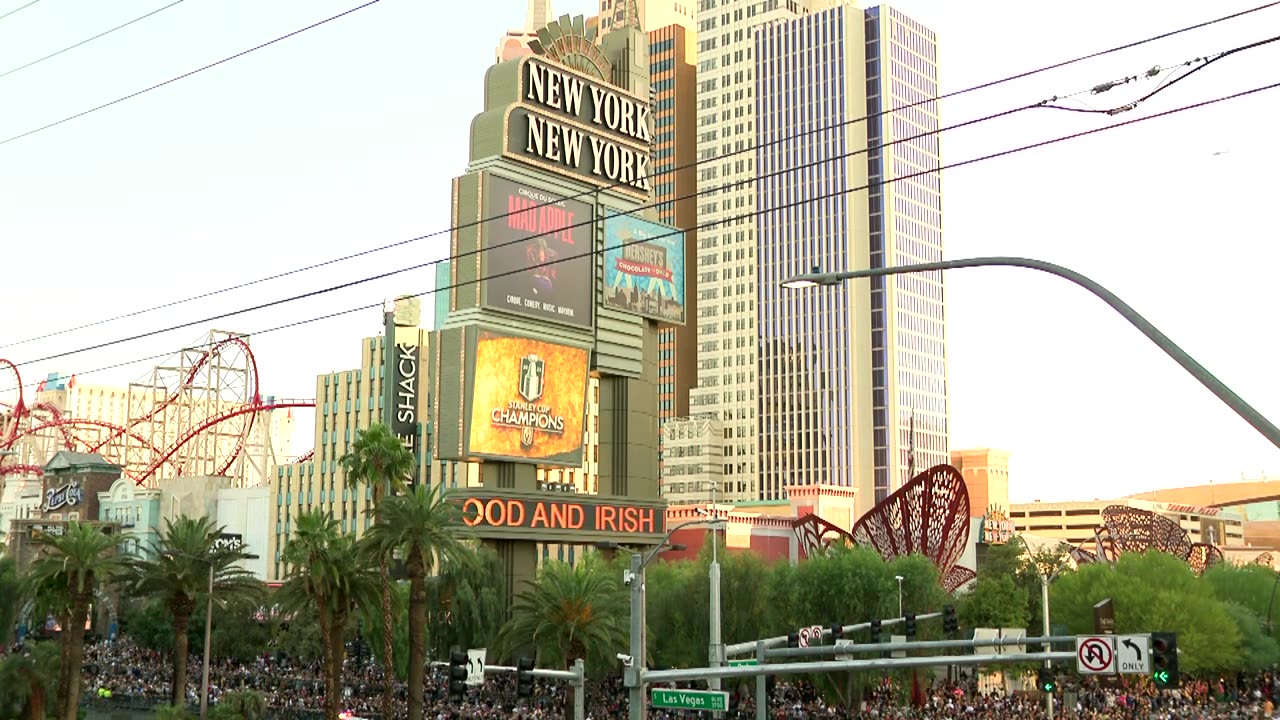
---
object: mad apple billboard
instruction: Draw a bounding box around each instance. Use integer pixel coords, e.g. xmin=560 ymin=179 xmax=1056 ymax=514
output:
xmin=482 ymin=174 xmax=594 ymax=330
xmin=602 ymin=213 xmax=686 ymax=325
xmin=466 ymin=330 xmax=590 ymax=466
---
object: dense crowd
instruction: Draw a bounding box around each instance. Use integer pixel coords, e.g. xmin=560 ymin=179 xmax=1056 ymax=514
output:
xmin=31 ymin=636 xmax=1279 ymax=719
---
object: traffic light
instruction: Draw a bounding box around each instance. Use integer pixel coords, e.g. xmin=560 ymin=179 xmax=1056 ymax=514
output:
xmin=943 ymin=605 xmax=958 ymax=636
xmin=869 ymin=618 xmax=882 ymax=644
xmin=1151 ymin=632 xmax=1180 ymax=688
xmin=516 ymin=656 xmax=535 ymax=698
xmin=787 ymin=632 xmax=800 ymax=648
xmin=448 ymin=651 xmax=468 ymax=697
xmin=904 ymin=613 xmax=917 ymax=639
xmin=829 ymin=623 xmax=843 ymax=639
xmin=1037 ymin=668 xmax=1057 ymax=693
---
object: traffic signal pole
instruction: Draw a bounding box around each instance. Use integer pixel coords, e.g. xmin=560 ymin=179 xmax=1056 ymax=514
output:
xmin=1042 ymin=578 xmax=1054 ymax=720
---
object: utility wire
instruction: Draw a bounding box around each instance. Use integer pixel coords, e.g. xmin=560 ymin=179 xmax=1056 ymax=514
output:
xmin=11 ymin=30 xmax=1276 ymax=371
xmin=0 ymin=102 xmax=1044 ymax=369
xmin=1040 ymin=34 xmax=1280 ymax=115
xmin=0 ymin=0 xmax=41 ymax=22
xmin=6 ymin=78 xmax=1275 ymax=395
xmin=2 ymin=0 xmax=1276 ymax=351
xmin=0 ymin=0 xmax=382 ymax=148
xmin=0 ymin=0 xmax=188 ymax=81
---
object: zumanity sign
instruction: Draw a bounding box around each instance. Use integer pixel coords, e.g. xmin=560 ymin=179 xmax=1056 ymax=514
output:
xmin=503 ymin=58 xmax=653 ymax=196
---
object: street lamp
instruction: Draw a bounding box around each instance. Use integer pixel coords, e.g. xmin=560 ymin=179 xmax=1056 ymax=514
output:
xmin=601 ymin=517 xmax=728 ymax=720
xmin=781 ymin=257 xmax=1280 ymax=451
xmin=894 ymin=575 xmax=905 ymax=618
xmin=1015 ymin=535 xmax=1064 ymax=720
xmin=693 ymin=480 xmax=725 ymax=712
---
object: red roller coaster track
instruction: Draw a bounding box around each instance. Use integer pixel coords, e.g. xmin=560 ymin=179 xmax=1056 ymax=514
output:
xmin=0 ymin=333 xmax=314 ymax=487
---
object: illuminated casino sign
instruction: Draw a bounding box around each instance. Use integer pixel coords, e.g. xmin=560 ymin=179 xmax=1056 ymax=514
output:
xmin=459 ymin=494 xmax=666 ymax=538
xmin=980 ymin=505 xmax=1014 ymax=545
xmin=502 ymin=57 xmax=652 ymax=196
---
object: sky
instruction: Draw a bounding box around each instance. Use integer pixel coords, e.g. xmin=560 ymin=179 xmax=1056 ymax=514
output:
xmin=0 ymin=0 xmax=1276 ymax=504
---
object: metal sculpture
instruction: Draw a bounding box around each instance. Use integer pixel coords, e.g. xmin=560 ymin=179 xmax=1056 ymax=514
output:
xmin=1255 ymin=552 xmax=1275 ymax=568
xmin=0 ymin=330 xmax=311 ymax=487
xmin=1100 ymin=505 xmax=1193 ymax=558
xmin=1071 ymin=505 xmax=1224 ymax=574
xmin=788 ymin=465 xmax=977 ymax=590
xmin=791 ymin=513 xmax=856 ymax=559
xmin=1186 ymin=543 xmax=1225 ymax=574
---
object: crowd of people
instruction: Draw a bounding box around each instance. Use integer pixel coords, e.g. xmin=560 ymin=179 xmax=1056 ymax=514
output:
xmin=53 ymin=636 xmax=1280 ymax=719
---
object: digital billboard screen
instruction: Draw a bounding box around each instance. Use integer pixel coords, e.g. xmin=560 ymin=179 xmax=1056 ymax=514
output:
xmin=602 ymin=213 xmax=686 ymax=324
xmin=466 ymin=331 xmax=590 ymax=466
xmin=482 ymin=175 xmax=594 ymax=330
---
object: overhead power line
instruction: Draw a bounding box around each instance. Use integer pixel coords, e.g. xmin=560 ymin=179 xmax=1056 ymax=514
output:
xmin=9 ymin=29 xmax=1278 ymax=371
xmin=0 ymin=0 xmax=189 ymax=82
xmin=0 ymin=0 xmax=383 ymax=148
xmin=1 ymin=0 xmax=1276 ymax=351
xmin=8 ymin=99 xmax=1040 ymax=367
xmin=7 ymin=78 xmax=1275 ymax=395
xmin=0 ymin=0 xmax=42 ymax=23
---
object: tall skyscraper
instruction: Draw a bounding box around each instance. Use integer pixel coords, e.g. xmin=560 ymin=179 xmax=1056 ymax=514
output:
xmin=690 ymin=0 xmax=832 ymax=502
xmin=648 ymin=24 xmax=697 ymax=422
xmin=756 ymin=4 xmax=947 ymax=511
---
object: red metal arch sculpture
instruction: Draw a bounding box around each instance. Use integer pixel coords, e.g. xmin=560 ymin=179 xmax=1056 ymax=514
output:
xmin=1100 ymin=505 xmax=1193 ymax=558
xmin=1186 ymin=543 xmax=1225 ymax=574
xmin=850 ymin=464 xmax=976 ymax=593
xmin=791 ymin=513 xmax=856 ymax=559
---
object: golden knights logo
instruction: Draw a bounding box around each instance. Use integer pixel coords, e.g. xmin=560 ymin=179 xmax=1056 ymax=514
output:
xmin=491 ymin=353 xmax=565 ymax=450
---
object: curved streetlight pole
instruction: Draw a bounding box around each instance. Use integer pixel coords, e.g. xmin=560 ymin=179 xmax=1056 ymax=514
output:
xmin=781 ymin=257 xmax=1280 ymax=450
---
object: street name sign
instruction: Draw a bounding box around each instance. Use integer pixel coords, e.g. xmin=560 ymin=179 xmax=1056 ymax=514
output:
xmin=1076 ymin=635 xmax=1116 ymax=675
xmin=1116 ymin=634 xmax=1151 ymax=675
xmin=651 ymin=689 xmax=729 ymax=712
xmin=728 ymin=659 xmax=758 ymax=667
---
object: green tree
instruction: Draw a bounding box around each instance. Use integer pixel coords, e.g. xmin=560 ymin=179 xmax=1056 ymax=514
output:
xmin=340 ymin=423 xmax=415 ymax=720
xmin=958 ymin=575 xmax=1030 ymax=630
xmin=131 ymin=515 xmax=264 ymax=706
xmin=277 ymin=510 xmax=380 ymax=720
xmin=424 ymin=543 xmax=506 ymax=665
xmin=0 ymin=551 xmax=19 ymax=646
xmin=1050 ymin=551 xmax=1240 ymax=673
xmin=208 ymin=689 xmax=268 ymax=720
xmin=1222 ymin=602 xmax=1280 ymax=673
xmin=497 ymin=556 xmax=628 ymax=679
xmin=363 ymin=483 xmax=471 ymax=720
xmin=0 ymin=640 xmax=59 ymax=720
xmin=23 ymin=522 xmax=130 ymax=720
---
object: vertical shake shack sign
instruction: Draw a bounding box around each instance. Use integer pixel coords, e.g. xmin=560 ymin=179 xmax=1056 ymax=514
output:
xmin=504 ymin=58 xmax=652 ymax=197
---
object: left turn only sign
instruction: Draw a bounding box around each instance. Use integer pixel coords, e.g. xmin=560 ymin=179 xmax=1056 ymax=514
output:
xmin=466 ymin=648 xmax=488 ymax=686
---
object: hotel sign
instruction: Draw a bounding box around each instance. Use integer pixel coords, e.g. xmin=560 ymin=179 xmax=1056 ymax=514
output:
xmin=980 ymin=505 xmax=1014 ymax=545
xmin=503 ymin=58 xmax=652 ymax=196
xmin=458 ymin=493 xmax=666 ymax=538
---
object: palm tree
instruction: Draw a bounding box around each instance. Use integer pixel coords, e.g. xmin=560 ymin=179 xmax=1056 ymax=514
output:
xmin=496 ymin=556 xmax=628 ymax=712
xmin=0 ymin=640 xmax=59 ymax=720
xmin=425 ymin=544 xmax=506 ymax=660
xmin=132 ymin=515 xmax=264 ymax=707
xmin=278 ymin=509 xmax=380 ymax=720
xmin=340 ymin=423 xmax=414 ymax=720
xmin=23 ymin=522 xmax=130 ymax=720
xmin=364 ymin=484 xmax=471 ymax=720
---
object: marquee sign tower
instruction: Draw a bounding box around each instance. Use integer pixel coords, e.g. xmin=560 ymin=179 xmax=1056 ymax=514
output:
xmin=429 ymin=10 xmax=679 ymax=608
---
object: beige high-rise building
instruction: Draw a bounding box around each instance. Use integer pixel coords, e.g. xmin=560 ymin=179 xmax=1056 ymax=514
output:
xmin=599 ymin=0 xmax=696 ymax=36
xmin=690 ymin=1 xmax=948 ymax=511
